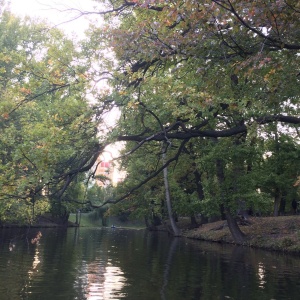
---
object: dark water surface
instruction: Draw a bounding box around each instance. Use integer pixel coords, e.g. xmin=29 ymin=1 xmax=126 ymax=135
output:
xmin=0 ymin=227 xmax=300 ymax=300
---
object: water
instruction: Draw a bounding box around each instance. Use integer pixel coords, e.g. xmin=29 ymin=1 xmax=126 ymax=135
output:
xmin=0 ymin=227 xmax=300 ymax=300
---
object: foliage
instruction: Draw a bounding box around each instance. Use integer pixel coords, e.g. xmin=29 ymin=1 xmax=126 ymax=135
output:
xmin=0 ymin=9 xmax=100 ymax=223
xmin=1 ymin=0 xmax=300 ymax=238
xmin=82 ymin=0 xmax=300 ymax=239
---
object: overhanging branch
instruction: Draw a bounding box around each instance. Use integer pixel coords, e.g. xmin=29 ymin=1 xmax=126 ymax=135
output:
xmin=91 ymin=140 xmax=189 ymax=207
xmin=117 ymin=114 xmax=300 ymax=143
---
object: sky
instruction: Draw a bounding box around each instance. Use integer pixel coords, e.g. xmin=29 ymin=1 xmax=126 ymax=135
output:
xmin=9 ymin=0 xmax=98 ymax=37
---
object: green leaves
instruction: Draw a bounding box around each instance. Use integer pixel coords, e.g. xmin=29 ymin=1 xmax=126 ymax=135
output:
xmin=85 ymin=0 xmax=300 ymax=226
xmin=0 ymin=10 xmax=99 ymax=223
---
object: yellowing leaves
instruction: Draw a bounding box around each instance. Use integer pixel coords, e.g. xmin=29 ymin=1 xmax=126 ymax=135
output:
xmin=258 ymin=57 xmax=272 ymax=69
xmin=51 ymin=69 xmax=62 ymax=78
xmin=127 ymin=101 xmax=139 ymax=109
xmin=264 ymin=69 xmax=276 ymax=82
xmin=53 ymin=114 xmax=63 ymax=121
xmin=79 ymin=73 xmax=89 ymax=80
xmin=294 ymin=176 xmax=300 ymax=187
xmin=2 ymin=113 xmax=9 ymax=120
xmin=19 ymin=87 xmax=32 ymax=95
xmin=198 ymin=92 xmax=213 ymax=105
xmin=119 ymin=90 xmax=127 ymax=96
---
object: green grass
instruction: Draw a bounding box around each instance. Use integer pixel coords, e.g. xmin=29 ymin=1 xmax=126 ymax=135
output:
xmin=69 ymin=212 xmax=102 ymax=227
xmin=69 ymin=213 xmax=146 ymax=229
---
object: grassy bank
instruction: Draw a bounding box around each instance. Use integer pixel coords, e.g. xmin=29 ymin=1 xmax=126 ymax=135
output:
xmin=69 ymin=213 xmax=102 ymax=227
xmin=181 ymin=215 xmax=300 ymax=254
xmin=69 ymin=213 xmax=145 ymax=229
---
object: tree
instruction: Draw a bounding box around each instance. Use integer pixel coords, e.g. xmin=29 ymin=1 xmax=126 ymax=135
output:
xmin=0 ymin=9 xmax=101 ymax=224
xmin=2 ymin=1 xmax=299 ymax=241
xmin=80 ymin=0 xmax=300 ymax=241
xmin=162 ymin=144 xmax=181 ymax=236
xmin=257 ymin=132 xmax=300 ymax=216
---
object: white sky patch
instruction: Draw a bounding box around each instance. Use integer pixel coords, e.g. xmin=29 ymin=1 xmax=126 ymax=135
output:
xmin=9 ymin=0 xmax=99 ymax=37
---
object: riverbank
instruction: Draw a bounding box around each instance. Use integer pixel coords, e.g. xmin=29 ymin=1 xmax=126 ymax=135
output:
xmin=2 ymin=214 xmax=300 ymax=254
xmin=181 ymin=215 xmax=300 ymax=254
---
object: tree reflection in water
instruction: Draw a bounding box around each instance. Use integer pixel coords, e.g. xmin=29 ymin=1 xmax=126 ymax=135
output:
xmin=1 ymin=228 xmax=300 ymax=300
xmin=160 ymin=238 xmax=179 ymax=300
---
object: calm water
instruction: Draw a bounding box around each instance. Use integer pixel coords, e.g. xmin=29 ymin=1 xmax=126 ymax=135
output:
xmin=0 ymin=227 xmax=300 ymax=300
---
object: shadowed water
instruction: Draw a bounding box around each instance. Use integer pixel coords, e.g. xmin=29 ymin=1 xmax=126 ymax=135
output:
xmin=0 ymin=227 xmax=300 ymax=300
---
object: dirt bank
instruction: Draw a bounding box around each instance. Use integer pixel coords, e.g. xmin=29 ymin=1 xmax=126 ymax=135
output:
xmin=180 ymin=215 xmax=300 ymax=254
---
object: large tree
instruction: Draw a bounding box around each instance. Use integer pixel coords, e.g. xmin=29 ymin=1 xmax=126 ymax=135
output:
xmin=2 ymin=1 xmax=299 ymax=240
xmin=0 ymin=9 xmax=103 ymax=224
xmin=79 ymin=0 xmax=300 ymax=240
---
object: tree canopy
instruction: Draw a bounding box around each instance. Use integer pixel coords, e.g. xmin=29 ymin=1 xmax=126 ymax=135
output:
xmin=0 ymin=1 xmax=299 ymax=240
xmin=0 ymin=9 xmax=103 ymax=223
xmin=84 ymin=0 xmax=300 ymax=240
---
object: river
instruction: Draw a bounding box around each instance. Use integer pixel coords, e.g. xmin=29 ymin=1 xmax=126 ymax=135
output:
xmin=0 ymin=227 xmax=300 ymax=300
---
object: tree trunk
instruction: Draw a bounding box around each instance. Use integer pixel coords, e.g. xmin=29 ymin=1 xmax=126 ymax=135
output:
xmin=193 ymin=169 xmax=204 ymax=200
xmin=190 ymin=215 xmax=199 ymax=228
xmin=162 ymin=150 xmax=181 ymax=236
xmin=279 ymin=194 xmax=286 ymax=216
xmin=273 ymin=127 xmax=281 ymax=217
xmin=273 ymin=187 xmax=281 ymax=217
xmin=219 ymin=203 xmax=226 ymax=220
xmin=216 ymin=158 xmax=246 ymax=244
xmin=225 ymin=207 xmax=246 ymax=244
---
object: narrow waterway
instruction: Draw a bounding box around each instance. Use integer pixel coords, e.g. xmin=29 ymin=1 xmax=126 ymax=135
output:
xmin=0 ymin=227 xmax=300 ymax=300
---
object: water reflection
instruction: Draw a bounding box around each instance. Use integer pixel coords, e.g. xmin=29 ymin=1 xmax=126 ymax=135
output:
xmin=28 ymin=245 xmax=40 ymax=274
xmin=257 ymin=262 xmax=266 ymax=289
xmin=28 ymin=231 xmax=42 ymax=274
xmin=8 ymin=241 xmax=15 ymax=252
xmin=1 ymin=228 xmax=300 ymax=300
xmin=160 ymin=238 xmax=179 ymax=300
xmin=82 ymin=261 xmax=126 ymax=299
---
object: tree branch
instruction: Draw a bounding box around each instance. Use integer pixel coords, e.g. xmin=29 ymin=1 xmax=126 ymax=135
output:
xmin=118 ymin=114 xmax=300 ymax=143
xmin=217 ymin=0 xmax=300 ymax=50
xmin=91 ymin=140 xmax=189 ymax=207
